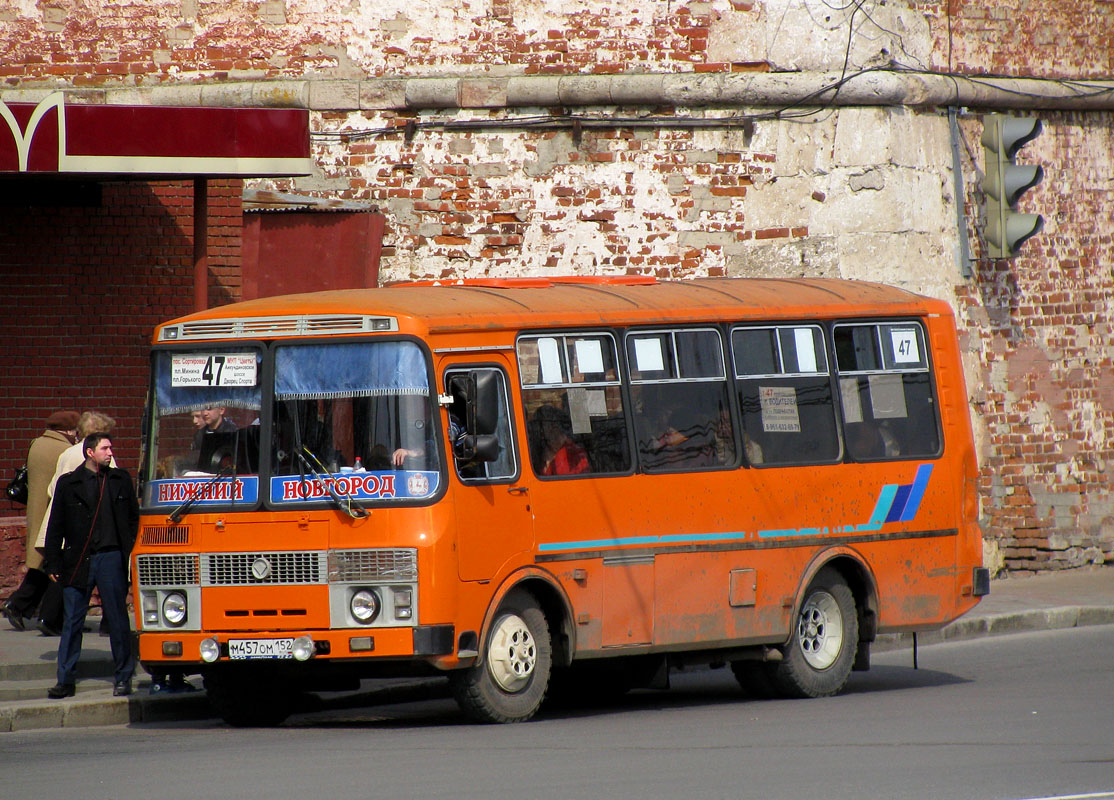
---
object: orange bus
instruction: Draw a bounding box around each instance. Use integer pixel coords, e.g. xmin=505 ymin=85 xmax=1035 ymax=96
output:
xmin=133 ymin=276 xmax=988 ymax=726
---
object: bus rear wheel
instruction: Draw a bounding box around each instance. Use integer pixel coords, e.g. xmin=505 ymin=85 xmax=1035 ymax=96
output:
xmin=450 ymin=589 xmax=552 ymax=723
xmin=770 ymin=568 xmax=858 ymax=699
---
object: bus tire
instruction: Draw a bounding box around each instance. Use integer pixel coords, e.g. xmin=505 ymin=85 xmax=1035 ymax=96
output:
xmin=450 ymin=589 xmax=552 ymax=723
xmin=771 ymin=568 xmax=858 ymax=699
xmin=204 ymin=670 xmax=293 ymax=727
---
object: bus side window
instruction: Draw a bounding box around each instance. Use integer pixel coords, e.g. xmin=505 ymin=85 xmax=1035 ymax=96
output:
xmin=834 ymin=322 xmax=941 ymax=461
xmin=444 ymin=367 xmax=517 ymax=483
xmin=731 ymin=325 xmax=841 ymax=466
xmin=517 ymin=333 xmax=631 ymax=477
xmin=626 ymin=328 xmax=735 ymax=472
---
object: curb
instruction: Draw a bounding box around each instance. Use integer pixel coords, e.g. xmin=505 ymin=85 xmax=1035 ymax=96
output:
xmin=0 ymin=688 xmax=212 ymax=733
xmin=874 ymin=605 xmax=1114 ymax=652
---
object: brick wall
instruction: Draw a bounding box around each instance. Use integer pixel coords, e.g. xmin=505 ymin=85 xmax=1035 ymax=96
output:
xmin=955 ymin=112 xmax=1114 ymax=572
xmin=2 ymin=1 xmax=1109 ymax=84
xmin=0 ymin=179 xmax=242 ymax=575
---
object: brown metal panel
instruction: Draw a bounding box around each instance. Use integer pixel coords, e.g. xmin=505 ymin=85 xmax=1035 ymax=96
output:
xmin=240 ymin=211 xmax=385 ymax=301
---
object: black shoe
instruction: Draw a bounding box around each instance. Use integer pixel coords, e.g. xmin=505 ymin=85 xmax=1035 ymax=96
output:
xmin=35 ymin=619 xmax=61 ymax=637
xmin=2 ymin=603 xmax=27 ymax=632
xmin=47 ymin=683 xmax=75 ymax=699
xmin=113 ymin=680 xmax=132 ymax=697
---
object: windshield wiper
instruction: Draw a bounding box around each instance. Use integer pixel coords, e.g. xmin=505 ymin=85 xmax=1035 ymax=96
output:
xmin=168 ymin=465 xmax=233 ymax=524
xmin=296 ymin=446 xmax=369 ymax=520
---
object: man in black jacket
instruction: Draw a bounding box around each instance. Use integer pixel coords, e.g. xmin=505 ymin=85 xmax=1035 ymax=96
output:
xmin=43 ymin=433 xmax=139 ymax=699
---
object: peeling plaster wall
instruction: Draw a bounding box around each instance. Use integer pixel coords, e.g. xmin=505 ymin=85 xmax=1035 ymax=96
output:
xmin=3 ymin=0 xmax=1114 ymax=573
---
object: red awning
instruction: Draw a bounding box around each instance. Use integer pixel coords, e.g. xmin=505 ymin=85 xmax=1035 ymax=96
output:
xmin=0 ymin=92 xmax=312 ymax=178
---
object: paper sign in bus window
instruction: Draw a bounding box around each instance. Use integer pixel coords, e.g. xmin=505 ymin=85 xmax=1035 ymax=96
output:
xmin=634 ymin=338 xmax=665 ymax=373
xmin=840 ymin=378 xmax=863 ymax=424
xmin=794 ymin=328 xmax=817 ymax=373
xmin=172 ymin=354 xmax=256 ymax=387
xmin=759 ymin=385 xmax=801 ymax=433
xmin=890 ymin=328 xmax=920 ymax=364
xmin=568 ymin=388 xmax=608 ymax=434
xmin=568 ymin=389 xmax=589 ymax=434
xmin=538 ymin=337 xmax=563 ymax=384
xmin=574 ymin=339 xmax=605 ymax=376
xmin=869 ymin=373 xmax=908 ymax=418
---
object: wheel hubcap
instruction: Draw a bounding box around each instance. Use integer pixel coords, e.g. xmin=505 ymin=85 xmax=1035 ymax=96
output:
xmin=796 ymin=590 xmax=844 ymax=670
xmin=487 ymin=612 xmax=537 ymax=692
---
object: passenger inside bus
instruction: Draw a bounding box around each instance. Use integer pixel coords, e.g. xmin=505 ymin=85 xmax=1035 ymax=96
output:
xmin=533 ymin=404 xmax=590 ymax=476
xmin=641 ymin=405 xmax=716 ymax=469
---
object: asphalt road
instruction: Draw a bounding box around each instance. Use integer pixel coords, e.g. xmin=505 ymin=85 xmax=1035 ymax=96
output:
xmin=2 ymin=625 xmax=1112 ymax=800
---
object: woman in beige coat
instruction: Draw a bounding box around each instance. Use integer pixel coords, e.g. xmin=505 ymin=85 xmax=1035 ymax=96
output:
xmin=1 ymin=411 xmax=79 ymax=631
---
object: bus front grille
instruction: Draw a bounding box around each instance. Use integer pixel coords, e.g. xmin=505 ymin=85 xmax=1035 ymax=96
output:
xmin=136 ymin=553 xmax=200 ymax=586
xmin=328 ymin=548 xmax=418 ymax=582
xmin=201 ymin=551 xmax=328 ymax=586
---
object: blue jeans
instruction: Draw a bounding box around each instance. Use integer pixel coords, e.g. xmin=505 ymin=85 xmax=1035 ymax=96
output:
xmin=56 ymin=550 xmax=135 ymax=686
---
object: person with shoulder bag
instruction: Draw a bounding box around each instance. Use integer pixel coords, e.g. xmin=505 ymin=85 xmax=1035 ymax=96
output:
xmin=1 ymin=411 xmax=79 ymax=632
xmin=43 ymin=432 xmax=138 ymax=699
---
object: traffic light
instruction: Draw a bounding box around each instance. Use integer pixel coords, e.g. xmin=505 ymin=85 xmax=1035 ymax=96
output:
xmin=980 ymin=115 xmax=1044 ymax=258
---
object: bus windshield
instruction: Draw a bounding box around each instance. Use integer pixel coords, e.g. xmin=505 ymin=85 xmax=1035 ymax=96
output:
xmin=142 ymin=339 xmax=441 ymax=511
xmin=270 ymin=340 xmax=441 ymax=506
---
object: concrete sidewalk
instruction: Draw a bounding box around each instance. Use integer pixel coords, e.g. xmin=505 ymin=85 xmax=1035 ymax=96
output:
xmin=1 ymin=566 xmax=1111 ymax=733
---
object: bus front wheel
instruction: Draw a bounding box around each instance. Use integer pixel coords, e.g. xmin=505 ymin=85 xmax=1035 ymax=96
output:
xmin=771 ymin=568 xmax=858 ymax=698
xmin=450 ymin=589 xmax=552 ymax=723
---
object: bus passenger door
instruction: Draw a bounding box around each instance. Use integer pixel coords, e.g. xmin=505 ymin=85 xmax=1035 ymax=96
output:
xmin=444 ymin=364 xmax=533 ymax=582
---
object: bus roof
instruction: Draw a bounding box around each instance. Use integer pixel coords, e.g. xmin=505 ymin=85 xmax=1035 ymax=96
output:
xmin=154 ymin=277 xmax=953 ymax=343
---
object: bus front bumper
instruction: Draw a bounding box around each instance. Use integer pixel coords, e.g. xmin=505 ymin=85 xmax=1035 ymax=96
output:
xmin=138 ymin=624 xmax=455 ymax=667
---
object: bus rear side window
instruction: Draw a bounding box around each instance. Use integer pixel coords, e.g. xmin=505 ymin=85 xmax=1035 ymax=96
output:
xmin=518 ymin=333 xmax=631 ymax=477
xmin=627 ymin=329 xmax=735 ymax=471
xmin=731 ymin=325 xmax=840 ymax=466
xmin=834 ymin=322 xmax=941 ymax=460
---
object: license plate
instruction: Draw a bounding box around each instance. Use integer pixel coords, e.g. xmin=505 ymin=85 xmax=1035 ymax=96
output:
xmin=228 ymin=638 xmax=294 ymax=660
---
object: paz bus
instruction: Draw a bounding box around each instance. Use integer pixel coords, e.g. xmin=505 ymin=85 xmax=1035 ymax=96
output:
xmin=133 ymin=276 xmax=988 ymax=726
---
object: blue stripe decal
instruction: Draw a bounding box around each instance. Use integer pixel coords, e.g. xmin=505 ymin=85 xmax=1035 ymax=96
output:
xmin=899 ymin=463 xmax=934 ymax=522
xmin=659 ymin=530 xmax=748 ymax=544
xmin=885 ymin=484 xmax=913 ymax=523
xmin=759 ymin=528 xmax=801 ymax=539
xmin=536 ymin=463 xmax=934 ymax=552
xmin=860 ymin=483 xmax=898 ymax=531
xmin=537 ymin=535 xmax=660 ymax=552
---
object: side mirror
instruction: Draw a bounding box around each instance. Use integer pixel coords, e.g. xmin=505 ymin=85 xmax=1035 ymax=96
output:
xmin=471 ymin=371 xmax=499 ymax=436
xmin=448 ymin=371 xmax=500 ymax=437
xmin=455 ymin=434 xmax=500 ymax=463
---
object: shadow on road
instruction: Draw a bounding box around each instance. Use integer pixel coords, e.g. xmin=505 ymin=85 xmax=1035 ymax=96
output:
xmin=264 ymin=662 xmax=970 ymax=730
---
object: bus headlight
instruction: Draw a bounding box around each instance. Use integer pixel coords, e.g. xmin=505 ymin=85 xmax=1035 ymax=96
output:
xmin=292 ymin=636 xmax=315 ymax=661
xmin=162 ymin=592 xmax=188 ymax=627
xmin=350 ymin=589 xmax=381 ymax=624
xmin=199 ymin=638 xmax=220 ymax=663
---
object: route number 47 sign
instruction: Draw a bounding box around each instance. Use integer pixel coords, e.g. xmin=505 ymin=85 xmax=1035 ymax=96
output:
xmin=172 ymin=354 xmax=257 ymax=387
